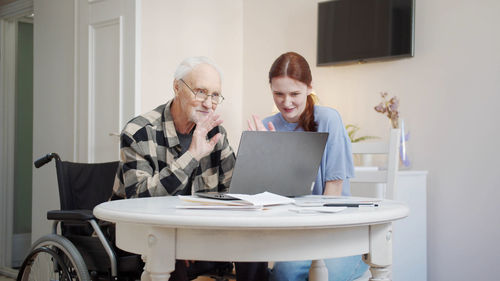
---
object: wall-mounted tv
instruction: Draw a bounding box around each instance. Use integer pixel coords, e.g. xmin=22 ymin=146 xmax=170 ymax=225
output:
xmin=317 ymin=0 xmax=415 ymax=66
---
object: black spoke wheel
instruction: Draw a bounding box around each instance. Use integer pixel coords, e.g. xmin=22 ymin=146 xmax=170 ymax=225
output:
xmin=17 ymin=234 xmax=90 ymax=281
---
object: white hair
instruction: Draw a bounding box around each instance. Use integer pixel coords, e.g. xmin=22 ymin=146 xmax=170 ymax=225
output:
xmin=173 ymin=56 xmax=223 ymax=82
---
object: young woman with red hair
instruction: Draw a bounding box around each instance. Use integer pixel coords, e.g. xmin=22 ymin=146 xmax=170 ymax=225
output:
xmin=248 ymin=52 xmax=368 ymax=281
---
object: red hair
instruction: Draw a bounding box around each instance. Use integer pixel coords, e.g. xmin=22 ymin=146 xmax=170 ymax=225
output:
xmin=269 ymin=52 xmax=317 ymax=132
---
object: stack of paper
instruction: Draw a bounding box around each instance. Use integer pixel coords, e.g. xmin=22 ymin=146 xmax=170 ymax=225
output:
xmin=177 ymin=191 xmax=295 ymax=210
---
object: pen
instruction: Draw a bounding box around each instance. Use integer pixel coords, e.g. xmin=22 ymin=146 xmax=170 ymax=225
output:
xmin=323 ymin=203 xmax=379 ymax=207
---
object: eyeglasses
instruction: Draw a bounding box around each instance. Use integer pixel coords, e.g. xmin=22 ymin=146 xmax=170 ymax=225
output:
xmin=179 ymin=79 xmax=224 ymax=104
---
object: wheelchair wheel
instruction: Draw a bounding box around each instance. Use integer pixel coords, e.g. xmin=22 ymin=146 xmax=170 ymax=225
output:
xmin=17 ymin=234 xmax=91 ymax=281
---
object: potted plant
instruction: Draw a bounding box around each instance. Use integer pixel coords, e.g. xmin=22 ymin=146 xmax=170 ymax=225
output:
xmin=345 ymin=124 xmax=378 ymax=166
xmin=345 ymin=124 xmax=378 ymax=143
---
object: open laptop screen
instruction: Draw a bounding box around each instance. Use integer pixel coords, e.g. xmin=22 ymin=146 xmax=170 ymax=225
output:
xmin=228 ymin=131 xmax=328 ymax=197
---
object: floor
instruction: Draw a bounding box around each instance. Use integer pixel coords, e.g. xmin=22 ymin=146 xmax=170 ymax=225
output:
xmin=0 ymin=275 xmax=14 ymax=281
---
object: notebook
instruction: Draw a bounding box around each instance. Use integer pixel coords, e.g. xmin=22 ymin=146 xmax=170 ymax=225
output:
xmin=196 ymin=131 xmax=328 ymax=198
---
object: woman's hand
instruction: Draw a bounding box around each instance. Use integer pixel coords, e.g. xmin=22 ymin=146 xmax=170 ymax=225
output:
xmin=247 ymin=114 xmax=276 ymax=131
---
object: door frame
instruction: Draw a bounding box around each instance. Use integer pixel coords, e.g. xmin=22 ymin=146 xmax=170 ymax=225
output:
xmin=0 ymin=0 xmax=33 ymax=276
xmin=0 ymin=17 xmax=17 ymax=277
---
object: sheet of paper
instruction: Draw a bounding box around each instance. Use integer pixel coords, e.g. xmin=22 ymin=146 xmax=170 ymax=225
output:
xmin=178 ymin=192 xmax=294 ymax=209
xmin=230 ymin=191 xmax=295 ymax=206
xmin=294 ymin=196 xmax=381 ymax=205
xmin=178 ymin=195 xmax=249 ymax=206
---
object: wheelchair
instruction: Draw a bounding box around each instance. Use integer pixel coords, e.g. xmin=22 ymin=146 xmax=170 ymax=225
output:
xmin=16 ymin=153 xmax=234 ymax=281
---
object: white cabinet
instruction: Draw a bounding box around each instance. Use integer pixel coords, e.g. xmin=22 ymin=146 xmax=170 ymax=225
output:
xmin=392 ymin=171 xmax=428 ymax=281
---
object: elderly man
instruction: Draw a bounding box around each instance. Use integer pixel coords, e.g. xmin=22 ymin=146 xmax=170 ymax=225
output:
xmin=112 ymin=57 xmax=267 ymax=281
xmin=113 ymin=57 xmax=233 ymax=198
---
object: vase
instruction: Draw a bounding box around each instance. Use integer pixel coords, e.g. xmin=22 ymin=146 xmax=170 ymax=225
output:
xmin=399 ymin=119 xmax=410 ymax=168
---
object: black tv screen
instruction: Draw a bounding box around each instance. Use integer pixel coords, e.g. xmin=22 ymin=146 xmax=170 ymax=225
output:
xmin=317 ymin=0 xmax=415 ymax=66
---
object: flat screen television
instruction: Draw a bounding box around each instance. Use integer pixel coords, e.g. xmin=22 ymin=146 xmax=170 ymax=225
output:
xmin=317 ymin=0 xmax=415 ymax=66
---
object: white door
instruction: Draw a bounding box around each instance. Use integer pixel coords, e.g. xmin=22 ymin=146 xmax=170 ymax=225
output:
xmin=77 ymin=0 xmax=140 ymax=162
xmin=31 ymin=0 xmax=139 ymax=241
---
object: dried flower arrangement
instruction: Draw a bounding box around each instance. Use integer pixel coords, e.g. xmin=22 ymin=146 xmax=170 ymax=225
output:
xmin=374 ymin=92 xmax=399 ymax=129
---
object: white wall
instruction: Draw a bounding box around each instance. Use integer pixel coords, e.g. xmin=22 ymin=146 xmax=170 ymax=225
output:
xmin=141 ymin=0 xmax=243 ymax=148
xmin=30 ymin=0 xmax=243 ymax=243
xmin=242 ymin=0 xmax=500 ymax=280
xmin=32 ymin=0 xmax=75 ymax=241
xmin=30 ymin=0 xmax=500 ymax=279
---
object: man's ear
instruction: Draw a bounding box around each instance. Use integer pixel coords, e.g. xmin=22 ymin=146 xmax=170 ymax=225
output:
xmin=173 ymin=80 xmax=179 ymax=95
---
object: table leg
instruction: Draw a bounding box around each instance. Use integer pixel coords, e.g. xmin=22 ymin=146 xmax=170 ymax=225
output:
xmin=364 ymin=223 xmax=393 ymax=281
xmin=367 ymin=264 xmax=391 ymax=281
xmin=140 ymin=228 xmax=176 ymax=281
xmin=309 ymin=259 xmax=328 ymax=281
xmin=140 ymin=263 xmax=151 ymax=281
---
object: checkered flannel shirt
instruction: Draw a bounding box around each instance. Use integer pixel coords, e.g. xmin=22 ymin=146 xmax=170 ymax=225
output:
xmin=111 ymin=99 xmax=236 ymax=198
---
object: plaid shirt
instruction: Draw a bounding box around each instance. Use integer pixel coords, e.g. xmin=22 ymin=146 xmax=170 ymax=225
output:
xmin=112 ymin=99 xmax=235 ymax=198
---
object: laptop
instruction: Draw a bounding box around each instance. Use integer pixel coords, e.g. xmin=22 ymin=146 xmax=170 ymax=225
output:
xmin=196 ymin=131 xmax=328 ymax=199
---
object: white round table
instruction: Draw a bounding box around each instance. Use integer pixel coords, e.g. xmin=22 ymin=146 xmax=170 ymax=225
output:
xmin=94 ymin=196 xmax=409 ymax=281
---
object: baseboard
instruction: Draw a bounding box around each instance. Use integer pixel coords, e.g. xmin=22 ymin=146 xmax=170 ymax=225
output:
xmin=0 ymin=266 xmax=18 ymax=278
xmin=11 ymin=233 xmax=31 ymax=268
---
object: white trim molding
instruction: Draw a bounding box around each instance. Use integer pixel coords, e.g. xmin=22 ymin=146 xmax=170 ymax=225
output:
xmin=133 ymin=0 xmax=141 ymax=116
xmin=0 ymin=18 xmax=17 ymax=273
xmin=0 ymin=0 xmax=33 ymax=19
xmin=0 ymin=0 xmax=34 ymax=274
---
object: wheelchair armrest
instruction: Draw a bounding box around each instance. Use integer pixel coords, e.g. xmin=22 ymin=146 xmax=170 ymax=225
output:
xmin=47 ymin=209 xmax=95 ymax=221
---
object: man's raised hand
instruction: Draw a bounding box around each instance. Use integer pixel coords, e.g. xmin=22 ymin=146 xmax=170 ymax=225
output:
xmin=188 ymin=113 xmax=223 ymax=161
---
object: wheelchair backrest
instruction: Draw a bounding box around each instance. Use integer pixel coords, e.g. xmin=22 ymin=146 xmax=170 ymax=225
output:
xmin=55 ymin=160 xmax=119 ymax=210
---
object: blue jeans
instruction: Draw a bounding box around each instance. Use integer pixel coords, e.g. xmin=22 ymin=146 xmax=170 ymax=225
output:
xmin=270 ymin=255 xmax=368 ymax=281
